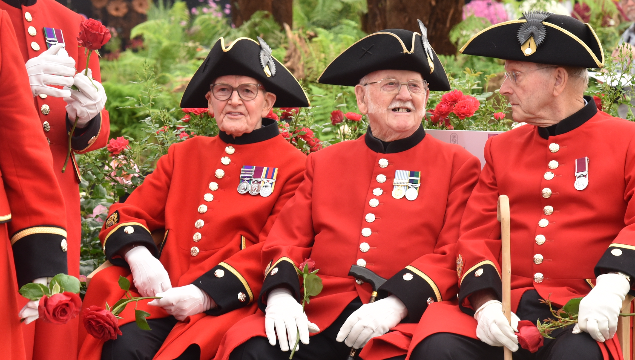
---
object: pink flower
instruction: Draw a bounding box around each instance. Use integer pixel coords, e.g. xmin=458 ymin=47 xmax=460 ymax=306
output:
xmin=106 ymin=137 xmax=129 ymax=156
xmin=493 ymin=112 xmax=505 ymax=120
xmin=109 ymin=158 xmax=139 ymax=185
xmin=90 ymin=204 xmax=108 ymax=222
xmin=344 ymin=112 xmax=362 ymax=121
xmin=331 ymin=110 xmax=344 ymax=125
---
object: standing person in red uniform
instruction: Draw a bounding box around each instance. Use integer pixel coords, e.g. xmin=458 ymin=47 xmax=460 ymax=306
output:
xmin=404 ymin=11 xmax=632 ymax=360
xmin=214 ymin=23 xmax=481 ymax=360
xmin=0 ymin=1 xmax=109 ymax=359
xmin=0 ymin=8 xmax=68 ymax=360
xmin=78 ymin=36 xmax=310 ymax=360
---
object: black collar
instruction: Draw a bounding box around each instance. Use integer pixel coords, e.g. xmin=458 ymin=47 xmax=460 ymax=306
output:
xmin=537 ymin=96 xmax=597 ymax=139
xmin=218 ymin=118 xmax=280 ymax=145
xmin=364 ymin=124 xmax=426 ymax=154
xmin=3 ymin=0 xmax=36 ymax=8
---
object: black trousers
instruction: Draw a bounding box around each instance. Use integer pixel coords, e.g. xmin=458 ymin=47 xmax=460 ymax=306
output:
xmin=101 ymin=316 xmax=201 ymax=360
xmin=229 ymin=298 xmax=406 ymax=360
xmin=410 ymin=290 xmax=603 ymax=360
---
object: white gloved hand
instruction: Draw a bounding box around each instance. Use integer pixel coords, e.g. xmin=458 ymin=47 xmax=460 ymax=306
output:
xmin=124 ymin=246 xmax=172 ymax=297
xmin=64 ymin=68 xmax=107 ymax=128
xmin=265 ymin=288 xmax=320 ymax=352
xmin=148 ymin=284 xmax=215 ymax=321
xmin=336 ymin=295 xmax=408 ymax=349
xmin=25 ymin=43 xmax=76 ymax=98
xmin=474 ymin=300 xmax=520 ymax=352
xmin=577 ymin=273 xmax=630 ymax=342
xmin=19 ymin=277 xmax=52 ymax=324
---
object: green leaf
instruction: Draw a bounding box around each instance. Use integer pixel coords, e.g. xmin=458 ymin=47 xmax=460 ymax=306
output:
xmin=110 ymin=298 xmax=132 ymax=316
xmin=562 ymin=297 xmax=583 ymax=316
xmin=19 ymin=283 xmax=50 ymax=301
xmin=51 ymin=282 xmax=61 ymax=295
xmin=51 ymin=273 xmax=81 ymax=294
xmin=118 ymin=276 xmax=131 ymax=291
xmin=135 ymin=309 xmax=152 ymax=330
xmin=304 ymin=273 xmax=323 ymax=297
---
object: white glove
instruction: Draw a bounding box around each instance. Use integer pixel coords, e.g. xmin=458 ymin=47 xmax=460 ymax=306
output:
xmin=25 ymin=43 xmax=76 ymax=98
xmin=124 ymin=246 xmax=172 ymax=297
xmin=336 ymin=295 xmax=408 ymax=349
xmin=148 ymin=284 xmax=215 ymax=321
xmin=64 ymin=68 xmax=107 ymax=128
xmin=474 ymin=300 xmax=520 ymax=352
xmin=19 ymin=277 xmax=52 ymax=324
xmin=265 ymin=288 xmax=320 ymax=352
xmin=577 ymin=273 xmax=630 ymax=342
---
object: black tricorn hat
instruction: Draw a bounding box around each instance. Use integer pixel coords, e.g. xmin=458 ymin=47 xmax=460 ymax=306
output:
xmin=181 ymin=37 xmax=310 ymax=108
xmin=317 ymin=20 xmax=450 ymax=91
xmin=460 ymin=12 xmax=604 ymax=68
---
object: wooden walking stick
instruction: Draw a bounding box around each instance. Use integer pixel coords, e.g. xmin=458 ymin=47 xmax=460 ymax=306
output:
xmin=497 ymin=195 xmax=513 ymax=360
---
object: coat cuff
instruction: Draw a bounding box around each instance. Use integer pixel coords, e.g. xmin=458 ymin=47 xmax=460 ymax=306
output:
xmin=257 ymin=257 xmax=300 ymax=312
xmin=458 ymin=260 xmax=501 ymax=316
xmin=194 ymin=262 xmax=254 ymax=315
xmin=595 ymin=244 xmax=635 ymax=287
xmin=67 ymin=113 xmax=102 ymax=152
xmin=11 ymin=226 xmax=68 ymax=287
xmin=377 ymin=266 xmax=442 ymax=323
xmin=102 ymin=222 xmax=158 ymax=268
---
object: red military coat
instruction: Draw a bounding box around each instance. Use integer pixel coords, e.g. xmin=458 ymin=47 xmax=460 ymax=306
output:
xmin=79 ymin=120 xmax=306 ymax=360
xmin=0 ymin=9 xmax=68 ymax=360
xmin=403 ymin=99 xmax=634 ymax=360
xmin=213 ymin=126 xmax=481 ymax=360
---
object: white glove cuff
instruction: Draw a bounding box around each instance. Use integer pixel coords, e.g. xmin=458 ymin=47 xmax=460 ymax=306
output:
xmin=597 ymin=273 xmax=631 ymax=297
xmin=474 ymin=300 xmax=502 ymax=320
xmin=124 ymin=245 xmax=152 ymax=262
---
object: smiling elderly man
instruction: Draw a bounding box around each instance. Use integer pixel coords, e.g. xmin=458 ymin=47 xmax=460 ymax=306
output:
xmin=212 ymin=23 xmax=481 ymax=360
xmin=401 ymin=11 xmax=635 ymax=360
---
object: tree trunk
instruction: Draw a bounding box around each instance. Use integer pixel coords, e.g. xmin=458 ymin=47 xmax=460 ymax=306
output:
xmin=364 ymin=0 xmax=464 ymax=55
xmin=272 ymin=0 xmax=293 ymax=29
xmin=231 ymin=0 xmax=291 ymax=28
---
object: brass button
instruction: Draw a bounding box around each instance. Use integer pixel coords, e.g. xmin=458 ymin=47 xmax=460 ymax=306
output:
xmin=535 ymin=235 xmax=546 ymax=245
xmin=361 ymin=228 xmax=372 ymax=237
xmin=403 ymin=273 xmax=413 ymax=281
xmin=31 ymin=41 xmax=40 ymax=51
xmin=373 ymin=188 xmax=383 ymax=196
xmin=542 ymin=188 xmax=552 ymax=198
xmin=534 ymin=254 xmax=544 ymax=264
xmin=612 ymin=248 xmax=623 ymax=256
xmin=191 ymin=246 xmax=199 ymax=256
xmin=24 ymin=12 xmax=32 ymax=22
xmin=534 ymin=273 xmax=544 ymax=283
xmin=544 ymin=172 xmax=554 ymax=180
xmin=40 ymin=104 xmax=50 ymax=115
xmin=356 ymin=259 xmax=366 ymax=267
xmin=60 ymin=239 xmax=67 ymax=252
xmin=548 ymin=160 xmax=559 ymax=170
xmin=238 ymin=292 xmax=247 ymax=302
xmin=214 ymin=269 xmax=225 ymax=278
xmin=270 ymin=267 xmax=278 ymax=275
xmin=195 ymin=219 xmax=204 ymax=229
xmin=369 ymin=198 xmax=379 ymax=208
xmin=376 ymin=174 xmax=387 ymax=183
xmin=221 ymin=156 xmax=231 ymax=165
xmin=378 ymin=159 xmax=389 ymax=168
xmin=193 ymin=232 xmax=202 ymax=242
xmin=360 ymin=242 xmax=370 ymax=253
xmin=39 ymin=94 xmax=47 ymax=99
xmin=215 ymin=169 xmax=225 ymax=178
xmin=549 ymin=143 xmax=560 ymax=153
xmin=204 ymin=193 xmax=213 ymax=202
xmin=43 ymin=121 xmax=50 ymax=132
xmin=198 ymin=204 xmax=207 ymax=214
xmin=365 ymin=213 xmax=376 ymax=223
xmin=27 ymin=26 xmax=36 ymax=36
xmin=124 ymin=226 xmax=134 ymax=234
xmin=225 ymin=146 xmax=235 ymax=155
xmin=88 ymin=136 xmax=96 ymax=145
xmin=427 ymin=297 xmax=434 ymax=305
xmin=356 ymin=279 xmax=363 ymax=285
xmin=475 ymin=268 xmax=483 ymax=277
xmin=538 ymin=218 xmax=549 ymax=228
xmin=209 ymin=182 xmax=219 ymax=191
xmin=544 ymin=206 xmax=553 ymax=216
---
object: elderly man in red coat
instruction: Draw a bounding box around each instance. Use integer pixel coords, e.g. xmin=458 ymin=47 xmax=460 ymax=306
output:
xmin=401 ymin=11 xmax=633 ymax=360
xmin=213 ymin=21 xmax=481 ymax=360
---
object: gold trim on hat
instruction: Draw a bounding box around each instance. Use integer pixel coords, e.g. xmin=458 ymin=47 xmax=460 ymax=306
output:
xmin=586 ymin=24 xmax=604 ymax=66
xmin=542 ymin=22 xmax=603 ymax=68
xmin=220 ymin=37 xmax=259 ymax=52
xmin=459 ymin=19 xmax=527 ymax=53
xmin=11 ymin=226 xmax=67 ymax=244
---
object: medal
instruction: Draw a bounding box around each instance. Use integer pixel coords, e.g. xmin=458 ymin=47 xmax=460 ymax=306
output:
xmin=259 ymin=167 xmax=278 ymax=197
xmin=43 ymin=27 xmax=65 ymax=48
xmin=405 ymin=171 xmax=421 ymax=201
xmin=237 ymin=166 xmax=255 ymax=194
xmin=574 ymin=157 xmax=589 ymax=191
xmin=392 ymin=170 xmax=408 ymax=199
xmin=249 ymin=167 xmax=265 ymax=195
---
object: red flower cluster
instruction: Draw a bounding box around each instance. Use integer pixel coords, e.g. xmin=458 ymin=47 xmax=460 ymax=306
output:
xmin=107 ymin=137 xmax=129 ymax=156
xmin=181 ymin=108 xmax=208 ymax=115
xmin=181 ymin=114 xmax=190 ymax=123
xmin=77 ymin=19 xmax=111 ymax=51
xmin=331 ymin=109 xmax=344 ymax=125
xmin=279 ymin=122 xmax=291 ymax=140
xmin=296 ymin=127 xmax=323 ymax=152
xmin=493 ymin=112 xmax=506 ymax=120
xmin=280 ymin=107 xmax=299 ymax=120
xmin=516 ymin=320 xmax=544 ymax=353
xmin=266 ymin=110 xmax=280 ymax=121
xmin=429 ymin=90 xmax=480 ymax=126
xmin=179 ymin=132 xmax=190 ymax=140
xmin=38 ymin=292 xmax=82 ymax=324
xmin=345 ymin=112 xmax=362 ymax=121
xmin=83 ymin=306 xmax=122 ymax=342
xmin=593 ymin=95 xmax=603 ymax=111
xmin=156 ymin=125 xmax=168 ymax=134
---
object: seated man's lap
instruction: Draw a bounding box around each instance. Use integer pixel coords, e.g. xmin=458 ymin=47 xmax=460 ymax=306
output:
xmin=101 ymin=317 xmax=178 ymax=360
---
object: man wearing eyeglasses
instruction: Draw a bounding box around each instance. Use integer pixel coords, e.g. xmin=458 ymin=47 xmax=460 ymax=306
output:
xmin=214 ymin=25 xmax=481 ymax=360
xmin=400 ymin=12 xmax=635 ymax=360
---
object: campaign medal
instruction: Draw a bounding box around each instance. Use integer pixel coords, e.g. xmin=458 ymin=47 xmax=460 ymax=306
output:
xmin=574 ymin=157 xmax=589 ymax=191
xmin=405 ymin=171 xmax=421 ymax=201
xmin=392 ymin=170 xmax=408 ymax=199
xmin=43 ymin=27 xmax=65 ymax=48
xmin=250 ymin=166 xmax=265 ymax=195
xmin=260 ymin=167 xmax=278 ymax=198
xmin=237 ymin=166 xmax=255 ymax=194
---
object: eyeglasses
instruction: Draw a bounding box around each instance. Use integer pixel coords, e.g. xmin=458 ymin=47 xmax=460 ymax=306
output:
xmin=363 ymin=78 xmax=428 ymax=95
xmin=210 ymin=83 xmax=263 ymax=101
xmin=504 ymin=66 xmax=557 ymax=85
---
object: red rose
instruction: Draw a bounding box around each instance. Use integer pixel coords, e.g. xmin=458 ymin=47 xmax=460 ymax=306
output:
xmin=38 ymin=292 xmax=82 ymax=325
xmin=453 ymin=96 xmax=480 ymax=119
xmin=298 ymin=258 xmax=316 ymax=272
xmin=182 ymin=108 xmax=208 ymax=115
xmin=344 ymin=112 xmax=362 ymax=121
xmin=156 ymin=126 xmax=168 ymax=134
xmin=516 ymin=320 xmax=544 ymax=353
xmin=434 ymin=101 xmax=454 ymax=118
xmin=280 ymin=107 xmax=299 ymax=120
xmin=266 ymin=110 xmax=279 ymax=121
xmin=107 ymin=137 xmax=129 ymax=156
xmin=331 ymin=110 xmax=344 ymax=125
xmin=493 ymin=112 xmax=506 ymax=120
xmin=83 ymin=306 xmax=122 ymax=342
xmin=179 ymin=132 xmax=189 ymax=140
xmin=441 ymin=89 xmax=463 ymax=104
xmin=593 ymin=96 xmax=603 ymax=111
xmin=77 ymin=19 xmax=111 ymax=51
xmin=181 ymin=114 xmax=190 ymax=123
